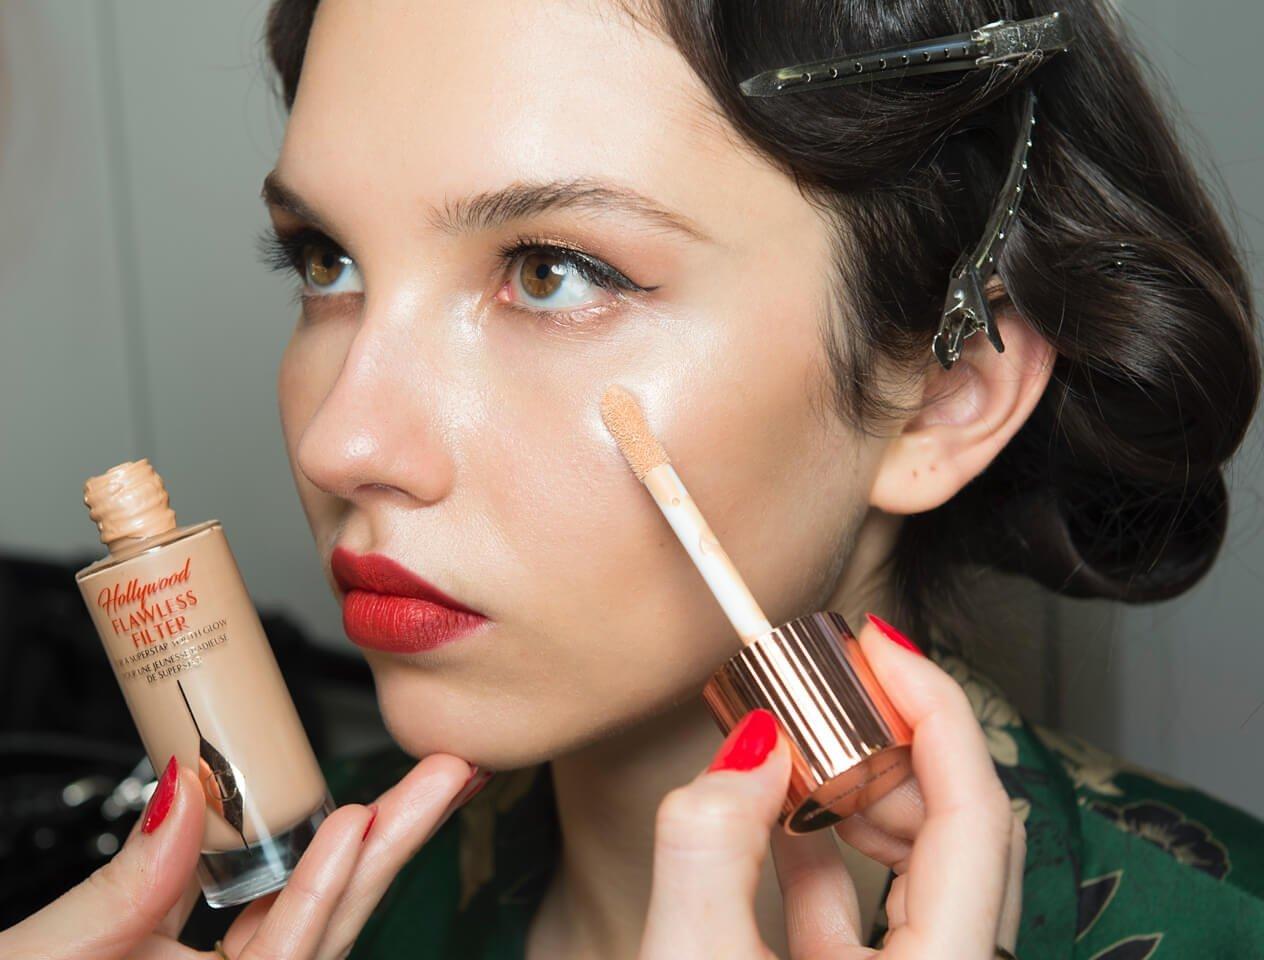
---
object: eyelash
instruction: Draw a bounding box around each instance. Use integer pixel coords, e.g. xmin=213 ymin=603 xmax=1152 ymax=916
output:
xmin=256 ymin=226 xmax=655 ymax=307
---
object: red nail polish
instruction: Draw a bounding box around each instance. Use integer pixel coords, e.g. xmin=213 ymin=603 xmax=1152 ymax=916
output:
xmin=142 ymin=755 xmax=179 ymax=834
xmin=866 ymin=612 xmax=925 ymax=658
xmin=708 ymin=708 xmax=779 ymax=773
xmin=433 ymin=767 xmax=494 ymax=831
xmin=451 ymin=767 xmax=492 ymax=810
xmin=461 ymin=769 xmax=492 ymax=804
xmin=361 ymin=804 xmax=378 ymax=842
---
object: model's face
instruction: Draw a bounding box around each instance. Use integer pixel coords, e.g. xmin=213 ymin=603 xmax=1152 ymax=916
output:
xmin=270 ymin=0 xmax=891 ymax=767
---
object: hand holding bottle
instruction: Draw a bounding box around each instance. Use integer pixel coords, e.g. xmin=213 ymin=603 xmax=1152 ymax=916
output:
xmin=0 ymin=753 xmax=483 ymax=960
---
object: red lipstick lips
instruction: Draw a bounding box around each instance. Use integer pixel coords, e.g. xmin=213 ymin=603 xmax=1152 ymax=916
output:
xmin=331 ymin=547 xmax=488 ymax=653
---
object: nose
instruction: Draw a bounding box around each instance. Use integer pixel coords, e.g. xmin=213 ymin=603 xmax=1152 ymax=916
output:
xmin=295 ymin=316 xmax=456 ymax=508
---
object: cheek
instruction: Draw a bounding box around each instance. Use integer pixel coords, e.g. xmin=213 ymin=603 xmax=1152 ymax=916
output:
xmin=663 ymin=327 xmax=863 ymax=625
xmin=276 ymin=335 xmax=307 ymax=454
xmin=276 ymin=323 xmax=349 ymax=503
xmin=469 ymin=271 xmax=858 ymax=685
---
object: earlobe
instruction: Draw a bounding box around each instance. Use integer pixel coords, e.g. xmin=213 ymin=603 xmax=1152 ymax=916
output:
xmin=869 ymin=306 xmax=1055 ymax=516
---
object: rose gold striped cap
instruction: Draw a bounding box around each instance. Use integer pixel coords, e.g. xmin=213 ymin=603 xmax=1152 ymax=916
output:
xmin=703 ymin=611 xmax=913 ymax=833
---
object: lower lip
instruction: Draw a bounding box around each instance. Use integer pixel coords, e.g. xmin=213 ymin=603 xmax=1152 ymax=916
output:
xmin=342 ymin=591 xmax=489 ymax=653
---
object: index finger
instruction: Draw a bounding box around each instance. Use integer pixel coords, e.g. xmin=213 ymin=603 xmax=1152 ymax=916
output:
xmin=329 ymin=754 xmax=475 ymax=914
xmin=221 ymin=753 xmax=475 ymax=960
xmin=232 ymin=803 xmax=377 ymax=960
xmin=856 ymin=620 xmax=1013 ymax=959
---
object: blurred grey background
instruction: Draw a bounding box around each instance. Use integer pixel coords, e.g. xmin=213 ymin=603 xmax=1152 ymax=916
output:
xmin=1 ymin=2 xmax=1260 ymax=816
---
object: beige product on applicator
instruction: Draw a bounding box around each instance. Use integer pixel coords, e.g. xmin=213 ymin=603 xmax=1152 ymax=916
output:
xmin=75 ymin=459 xmax=335 ymax=907
xmin=600 ymin=387 xmax=912 ymax=832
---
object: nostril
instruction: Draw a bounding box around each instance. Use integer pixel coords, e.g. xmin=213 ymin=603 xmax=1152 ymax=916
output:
xmin=353 ymin=481 xmax=408 ymax=498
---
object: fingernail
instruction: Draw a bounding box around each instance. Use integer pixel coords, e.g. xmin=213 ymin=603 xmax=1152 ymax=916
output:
xmin=450 ymin=766 xmax=492 ymax=811
xmin=708 ymin=708 xmax=779 ymax=773
xmin=431 ymin=766 xmax=494 ymax=835
xmin=461 ymin=766 xmax=492 ymax=803
xmin=866 ymin=612 xmax=926 ymax=658
xmin=361 ymin=803 xmax=378 ymax=842
xmin=142 ymin=755 xmax=179 ymax=834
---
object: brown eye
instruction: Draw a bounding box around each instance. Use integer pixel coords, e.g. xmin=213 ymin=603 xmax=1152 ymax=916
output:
xmin=499 ymin=243 xmax=639 ymax=313
xmin=302 ymin=242 xmax=358 ymax=291
xmin=519 ymin=252 xmax=565 ymax=299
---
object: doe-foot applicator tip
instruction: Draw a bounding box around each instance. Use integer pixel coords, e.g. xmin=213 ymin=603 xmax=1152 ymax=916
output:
xmin=599 ymin=386 xmax=670 ymax=481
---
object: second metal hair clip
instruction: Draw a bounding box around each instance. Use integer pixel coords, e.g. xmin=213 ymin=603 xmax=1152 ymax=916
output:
xmin=739 ymin=13 xmax=1072 ymax=370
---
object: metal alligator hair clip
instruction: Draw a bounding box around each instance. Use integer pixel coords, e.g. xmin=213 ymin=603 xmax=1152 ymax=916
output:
xmin=739 ymin=13 xmax=1070 ymax=98
xmin=739 ymin=12 xmax=1072 ymax=370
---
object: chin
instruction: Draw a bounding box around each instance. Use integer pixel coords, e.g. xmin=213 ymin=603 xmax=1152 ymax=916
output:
xmin=367 ymin=667 xmax=551 ymax=770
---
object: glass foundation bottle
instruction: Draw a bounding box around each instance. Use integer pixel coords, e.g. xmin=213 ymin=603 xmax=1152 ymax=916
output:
xmin=75 ymin=459 xmax=334 ymax=908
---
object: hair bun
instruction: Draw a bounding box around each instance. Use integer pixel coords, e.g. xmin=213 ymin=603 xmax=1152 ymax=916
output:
xmin=984 ymin=470 xmax=1229 ymax=602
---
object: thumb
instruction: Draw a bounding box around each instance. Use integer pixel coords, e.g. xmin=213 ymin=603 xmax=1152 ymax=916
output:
xmin=641 ymin=709 xmax=789 ymax=958
xmin=0 ymin=757 xmax=206 ymax=960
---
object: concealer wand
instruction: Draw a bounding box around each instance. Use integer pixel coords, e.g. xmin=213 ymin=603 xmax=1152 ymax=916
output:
xmin=600 ymin=386 xmax=913 ymax=833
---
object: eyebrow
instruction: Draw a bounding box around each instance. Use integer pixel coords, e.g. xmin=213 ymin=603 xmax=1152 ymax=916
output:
xmin=261 ymin=171 xmax=711 ymax=243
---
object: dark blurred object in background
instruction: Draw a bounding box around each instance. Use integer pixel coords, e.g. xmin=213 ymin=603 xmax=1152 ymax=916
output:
xmin=0 ymin=549 xmax=377 ymax=946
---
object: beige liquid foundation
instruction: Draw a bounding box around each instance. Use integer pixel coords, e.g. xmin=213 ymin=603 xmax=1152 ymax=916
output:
xmin=75 ymin=459 xmax=334 ymax=908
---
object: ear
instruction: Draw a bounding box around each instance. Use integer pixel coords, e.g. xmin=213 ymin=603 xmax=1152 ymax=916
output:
xmin=869 ymin=301 xmax=1055 ymax=515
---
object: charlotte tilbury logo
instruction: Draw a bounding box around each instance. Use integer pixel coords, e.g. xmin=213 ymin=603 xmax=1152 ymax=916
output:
xmin=98 ymin=556 xmax=199 ymax=647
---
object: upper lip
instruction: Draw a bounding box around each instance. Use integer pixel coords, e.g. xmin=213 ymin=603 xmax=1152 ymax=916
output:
xmin=330 ymin=546 xmax=486 ymax=617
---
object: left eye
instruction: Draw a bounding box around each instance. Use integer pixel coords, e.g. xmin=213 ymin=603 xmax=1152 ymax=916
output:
xmin=301 ymin=241 xmax=363 ymax=295
xmin=259 ymin=227 xmax=364 ymax=298
xmin=501 ymin=248 xmax=625 ymax=312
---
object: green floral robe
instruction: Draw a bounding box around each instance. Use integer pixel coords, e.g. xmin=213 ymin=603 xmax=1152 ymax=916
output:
xmin=323 ymin=649 xmax=1264 ymax=959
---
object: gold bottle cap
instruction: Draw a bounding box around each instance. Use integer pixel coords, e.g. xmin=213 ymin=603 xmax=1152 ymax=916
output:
xmin=703 ymin=610 xmax=914 ymax=833
xmin=83 ymin=459 xmax=178 ymax=552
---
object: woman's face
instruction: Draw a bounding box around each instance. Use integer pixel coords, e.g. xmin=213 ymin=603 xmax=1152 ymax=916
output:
xmin=271 ymin=0 xmax=893 ymax=767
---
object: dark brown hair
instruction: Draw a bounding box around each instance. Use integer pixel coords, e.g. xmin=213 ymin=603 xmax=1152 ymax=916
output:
xmin=263 ymin=0 xmax=1259 ymax=647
